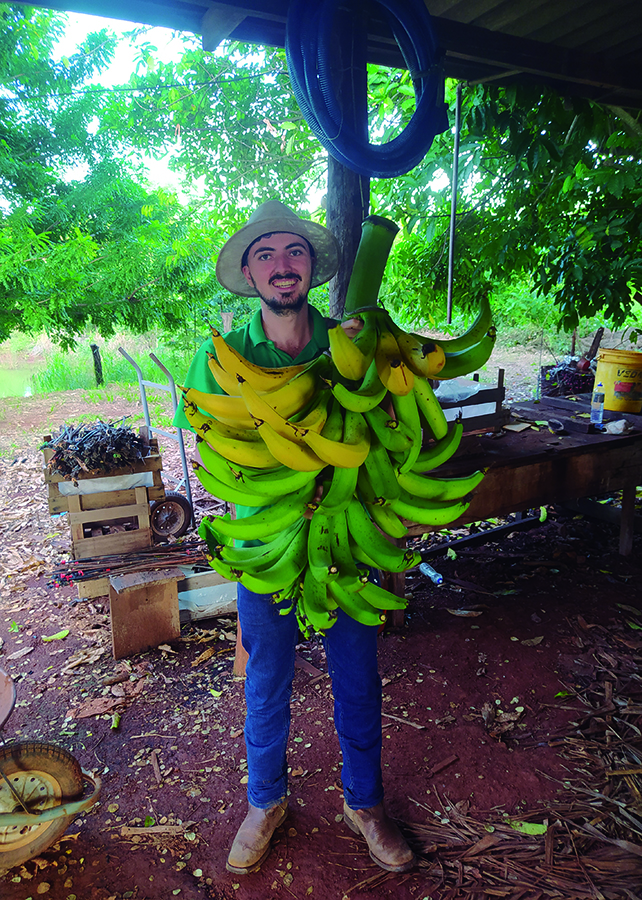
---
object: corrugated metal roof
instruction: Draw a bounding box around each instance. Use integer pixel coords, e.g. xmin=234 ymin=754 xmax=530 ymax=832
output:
xmin=8 ymin=0 xmax=642 ymax=109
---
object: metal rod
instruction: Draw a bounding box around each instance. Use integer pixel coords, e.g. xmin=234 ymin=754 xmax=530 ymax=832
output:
xmin=118 ymin=347 xmax=151 ymax=428
xmin=446 ymin=81 xmax=463 ymax=325
xmin=150 ymin=353 xmax=194 ymax=525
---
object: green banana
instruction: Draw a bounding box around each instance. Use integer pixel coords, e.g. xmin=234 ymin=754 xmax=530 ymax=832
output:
xmin=359 ymin=579 xmax=410 ymax=611
xmin=192 ymin=460 xmax=274 ymax=507
xmin=204 ymin=481 xmax=317 ymax=541
xmin=328 ymin=580 xmax=386 ymax=628
xmin=348 ymin=535 xmax=381 ymax=571
xmin=412 ymin=377 xmax=448 ymax=441
xmin=365 ymin=501 xmax=408 ymax=540
xmin=409 ymin=422 xmax=463 ymax=474
xmin=363 ymin=405 xmax=414 ymax=454
xmin=234 ymin=521 xmax=310 ymax=593
xmin=391 ymin=390 xmax=423 ymax=474
xmin=345 ymin=499 xmax=418 ymax=573
xmin=307 ymin=512 xmax=339 ymax=584
xmin=219 ymin=518 xmax=308 ymax=575
xmin=363 ymin=431 xmax=400 ymax=502
xmin=199 ymin=512 xmax=234 ymax=554
xmin=397 ymin=468 xmax=485 ymax=501
xmin=351 ymin=314 xmax=378 ymax=360
xmin=343 ymin=216 xmax=399 ymax=316
xmin=432 ymin=328 xmax=497 ymax=381
xmin=299 ymin=566 xmax=338 ymax=635
xmin=330 ymin=357 xmax=388 ymax=413
xmin=389 ymin=490 xmax=470 ymax=527
xmin=317 ymin=464 xmax=359 ymax=517
xmin=356 ymin=466 xmax=379 ymax=506
xmin=329 ymin=510 xmax=365 ymax=592
xmin=196 ymin=438 xmax=318 ymax=498
xmin=426 ymin=293 xmax=492 ymax=355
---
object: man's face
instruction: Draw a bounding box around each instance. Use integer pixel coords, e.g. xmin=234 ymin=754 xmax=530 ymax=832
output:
xmin=241 ymin=232 xmax=313 ymax=315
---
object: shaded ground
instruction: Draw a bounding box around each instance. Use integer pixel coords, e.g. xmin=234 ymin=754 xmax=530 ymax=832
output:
xmin=1 ymin=358 xmax=641 ymax=899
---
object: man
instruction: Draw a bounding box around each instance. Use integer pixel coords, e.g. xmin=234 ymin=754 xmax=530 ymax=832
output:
xmin=175 ymin=201 xmax=415 ymax=876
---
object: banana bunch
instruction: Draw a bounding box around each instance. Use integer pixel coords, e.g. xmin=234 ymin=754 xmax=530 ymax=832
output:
xmin=189 ymin=215 xmax=495 ymax=635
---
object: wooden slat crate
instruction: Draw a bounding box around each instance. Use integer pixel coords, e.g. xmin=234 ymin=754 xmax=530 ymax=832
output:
xmin=437 ymin=368 xmax=509 ymax=436
xmin=43 ymin=429 xmax=165 ymax=561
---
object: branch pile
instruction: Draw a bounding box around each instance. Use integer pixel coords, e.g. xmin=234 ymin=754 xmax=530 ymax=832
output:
xmin=42 ymin=419 xmax=148 ymax=481
xmin=48 ymin=539 xmax=208 ymax=588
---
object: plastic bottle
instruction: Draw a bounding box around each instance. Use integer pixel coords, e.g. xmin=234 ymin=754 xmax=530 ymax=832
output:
xmin=590 ymin=381 xmax=605 ymax=426
xmin=419 ymin=562 xmax=444 ymax=585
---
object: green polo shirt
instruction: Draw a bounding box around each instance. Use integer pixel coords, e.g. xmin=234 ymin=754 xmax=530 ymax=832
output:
xmin=175 ymin=305 xmax=335 ymax=530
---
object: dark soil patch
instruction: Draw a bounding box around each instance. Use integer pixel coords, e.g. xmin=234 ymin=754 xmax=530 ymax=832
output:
xmin=1 ymin=384 xmax=641 ymax=899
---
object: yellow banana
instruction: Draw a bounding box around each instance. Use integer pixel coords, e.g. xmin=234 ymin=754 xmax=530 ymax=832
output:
xmin=206 ymin=352 xmax=239 ymax=396
xmin=210 ymin=327 xmax=308 ymax=390
xmin=183 ymin=367 xmax=319 ymax=426
xmin=328 ymin=322 xmax=372 ymax=381
xmin=256 ymin=419 xmax=327 ymax=472
xmin=237 ymin=376 xmax=308 ymax=444
xmin=394 ymin=331 xmax=446 ymax=378
xmin=375 ymin=329 xmax=414 ymax=396
xmin=184 ymin=402 xmax=278 ymax=469
xmin=303 ymin=408 xmax=370 ymax=469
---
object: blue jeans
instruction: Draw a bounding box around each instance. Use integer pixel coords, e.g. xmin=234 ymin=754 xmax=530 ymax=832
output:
xmin=236 ymin=585 xmax=384 ymax=811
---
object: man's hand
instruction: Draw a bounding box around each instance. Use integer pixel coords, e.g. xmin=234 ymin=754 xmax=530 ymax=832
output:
xmin=340 ymin=317 xmax=365 ymax=341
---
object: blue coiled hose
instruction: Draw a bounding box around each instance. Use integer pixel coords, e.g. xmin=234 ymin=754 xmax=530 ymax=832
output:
xmin=285 ymin=0 xmax=449 ymax=179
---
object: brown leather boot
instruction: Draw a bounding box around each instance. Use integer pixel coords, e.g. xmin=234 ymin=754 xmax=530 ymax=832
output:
xmin=343 ymin=801 xmax=416 ymax=873
xmin=226 ymin=800 xmax=288 ymax=875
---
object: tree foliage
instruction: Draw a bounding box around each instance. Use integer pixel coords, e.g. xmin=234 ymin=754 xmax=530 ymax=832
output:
xmin=1 ymin=4 xmax=642 ymax=348
xmin=371 ymin=80 xmax=642 ymax=331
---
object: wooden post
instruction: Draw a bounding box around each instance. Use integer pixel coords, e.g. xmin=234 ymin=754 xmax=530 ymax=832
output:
xmin=233 ymin=622 xmax=249 ymax=678
xmin=326 ymin=7 xmax=370 ymax=319
xmin=90 ymin=343 xmax=104 ymax=386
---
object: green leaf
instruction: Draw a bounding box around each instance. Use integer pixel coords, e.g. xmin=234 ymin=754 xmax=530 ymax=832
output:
xmin=510 ymin=820 xmax=547 ymax=835
xmin=144 ymin=815 xmax=155 ymax=827
xmin=42 ymin=629 xmax=70 ymax=641
xmin=446 ymin=548 xmax=457 ymax=560
xmin=9 ymin=621 xmax=20 ymax=633
xmin=539 ymin=506 xmax=547 ymax=523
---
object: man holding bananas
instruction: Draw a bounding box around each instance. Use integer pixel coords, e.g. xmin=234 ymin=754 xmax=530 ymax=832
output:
xmin=174 ymin=201 xmax=416 ymax=876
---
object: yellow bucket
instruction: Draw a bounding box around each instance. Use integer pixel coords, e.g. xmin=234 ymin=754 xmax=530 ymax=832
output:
xmin=594 ymin=348 xmax=642 ymax=413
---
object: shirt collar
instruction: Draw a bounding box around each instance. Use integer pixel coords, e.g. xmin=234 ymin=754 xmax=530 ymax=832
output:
xmin=247 ymin=305 xmax=331 ymax=353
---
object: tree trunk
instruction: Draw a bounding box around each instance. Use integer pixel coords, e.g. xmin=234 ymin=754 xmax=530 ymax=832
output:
xmin=326 ymin=7 xmax=370 ymax=320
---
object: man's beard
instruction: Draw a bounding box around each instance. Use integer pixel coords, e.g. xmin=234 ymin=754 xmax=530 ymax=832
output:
xmin=252 ymin=273 xmax=309 ymax=316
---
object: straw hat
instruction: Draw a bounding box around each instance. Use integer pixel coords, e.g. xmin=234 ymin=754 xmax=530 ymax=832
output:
xmin=215 ymin=200 xmax=341 ymax=297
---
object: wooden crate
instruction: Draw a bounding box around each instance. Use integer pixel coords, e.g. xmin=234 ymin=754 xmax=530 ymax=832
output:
xmin=437 ymin=368 xmax=509 ymax=436
xmin=43 ymin=429 xmax=165 ymax=561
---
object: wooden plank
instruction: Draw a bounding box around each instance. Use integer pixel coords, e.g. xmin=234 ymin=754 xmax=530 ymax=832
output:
xmin=67 ymin=496 xmax=86 ymax=548
xmin=67 ymin=501 xmax=149 ymax=526
xmin=50 ymin=484 xmax=164 ymax=514
xmin=77 ymin=578 xmax=110 ymax=599
xmin=73 ymin=528 xmax=152 ymax=560
xmin=109 ymin=568 xmax=182 ymax=660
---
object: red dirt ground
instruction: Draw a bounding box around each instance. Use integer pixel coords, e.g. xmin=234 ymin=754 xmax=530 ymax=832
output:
xmin=1 ymin=387 xmax=641 ymax=899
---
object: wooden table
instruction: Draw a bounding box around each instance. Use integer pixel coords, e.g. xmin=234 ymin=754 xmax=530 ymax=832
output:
xmin=404 ymin=395 xmax=642 ymax=556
